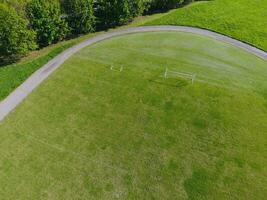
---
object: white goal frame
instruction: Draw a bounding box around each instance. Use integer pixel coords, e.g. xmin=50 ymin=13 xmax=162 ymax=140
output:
xmin=164 ymin=68 xmax=196 ymax=84
xmin=110 ymin=65 xmax=124 ymax=72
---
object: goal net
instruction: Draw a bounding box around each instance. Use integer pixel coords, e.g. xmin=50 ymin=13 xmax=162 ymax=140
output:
xmin=110 ymin=65 xmax=124 ymax=72
xmin=164 ymin=68 xmax=196 ymax=84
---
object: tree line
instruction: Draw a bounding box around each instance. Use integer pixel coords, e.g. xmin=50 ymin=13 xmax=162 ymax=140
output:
xmin=0 ymin=0 xmax=194 ymax=65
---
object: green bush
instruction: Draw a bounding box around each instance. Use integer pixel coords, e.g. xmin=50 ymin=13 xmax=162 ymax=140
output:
xmin=0 ymin=0 xmax=31 ymax=16
xmin=146 ymin=0 xmax=186 ymax=13
xmin=95 ymin=0 xmax=132 ymax=29
xmin=129 ymin=0 xmax=146 ymax=17
xmin=62 ymin=0 xmax=95 ymax=35
xmin=0 ymin=3 xmax=36 ymax=64
xmin=26 ymin=0 xmax=69 ymax=47
xmin=0 ymin=0 xmax=197 ymax=64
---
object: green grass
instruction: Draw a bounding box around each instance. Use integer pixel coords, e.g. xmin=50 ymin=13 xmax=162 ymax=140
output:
xmin=2 ymin=0 xmax=266 ymax=102
xmin=0 ymin=13 xmax=165 ymax=101
xmin=0 ymin=43 xmax=73 ymax=100
xmin=146 ymin=0 xmax=267 ymax=51
xmin=0 ymin=32 xmax=267 ymax=199
xmin=0 ymin=32 xmax=101 ymax=101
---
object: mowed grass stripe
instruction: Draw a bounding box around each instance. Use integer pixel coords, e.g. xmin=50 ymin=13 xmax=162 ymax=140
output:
xmin=0 ymin=32 xmax=267 ymax=199
xmin=147 ymin=0 xmax=267 ymax=51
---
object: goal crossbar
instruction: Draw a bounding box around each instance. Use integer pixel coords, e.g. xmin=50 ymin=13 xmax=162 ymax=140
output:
xmin=110 ymin=65 xmax=123 ymax=72
xmin=164 ymin=68 xmax=196 ymax=84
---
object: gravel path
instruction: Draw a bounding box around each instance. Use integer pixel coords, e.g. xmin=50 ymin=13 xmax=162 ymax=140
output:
xmin=1 ymin=25 xmax=267 ymax=122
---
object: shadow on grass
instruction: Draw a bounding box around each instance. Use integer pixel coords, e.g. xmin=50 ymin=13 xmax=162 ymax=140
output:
xmin=148 ymin=74 xmax=189 ymax=88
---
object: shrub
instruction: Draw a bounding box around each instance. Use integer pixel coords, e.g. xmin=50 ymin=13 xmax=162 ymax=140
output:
xmin=0 ymin=0 xmax=30 ymax=16
xmin=62 ymin=0 xmax=95 ymax=35
xmin=26 ymin=0 xmax=69 ymax=47
xmin=0 ymin=3 xmax=36 ymax=64
xmin=128 ymin=0 xmax=146 ymax=17
xmin=146 ymin=0 xmax=186 ymax=13
xmin=95 ymin=0 xmax=131 ymax=29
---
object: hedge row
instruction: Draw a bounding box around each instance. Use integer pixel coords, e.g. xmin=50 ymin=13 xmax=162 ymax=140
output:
xmin=0 ymin=0 xmax=192 ymax=64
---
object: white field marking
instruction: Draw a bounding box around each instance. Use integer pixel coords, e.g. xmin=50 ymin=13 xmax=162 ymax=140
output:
xmin=165 ymin=67 xmax=197 ymax=84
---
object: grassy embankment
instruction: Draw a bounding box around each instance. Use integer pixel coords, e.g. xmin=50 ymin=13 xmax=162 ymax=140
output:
xmin=0 ymin=32 xmax=266 ymax=199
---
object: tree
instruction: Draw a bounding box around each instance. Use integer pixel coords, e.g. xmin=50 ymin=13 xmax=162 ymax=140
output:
xmin=95 ymin=0 xmax=131 ymax=29
xmin=128 ymin=0 xmax=146 ymax=18
xmin=0 ymin=0 xmax=30 ymax=16
xmin=146 ymin=0 xmax=185 ymax=13
xmin=62 ymin=0 xmax=95 ymax=35
xmin=26 ymin=0 xmax=69 ymax=47
xmin=0 ymin=3 xmax=36 ymax=64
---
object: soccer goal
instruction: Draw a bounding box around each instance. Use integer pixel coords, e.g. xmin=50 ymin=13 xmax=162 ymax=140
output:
xmin=110 ymin=65 xmax=124 ymax=72
xmin=164 ymin=68 xmax=196 ymax=84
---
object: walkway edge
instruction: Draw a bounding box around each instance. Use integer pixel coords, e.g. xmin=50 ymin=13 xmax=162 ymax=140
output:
xmin=0 ymin=25 xmax=267 ymax=122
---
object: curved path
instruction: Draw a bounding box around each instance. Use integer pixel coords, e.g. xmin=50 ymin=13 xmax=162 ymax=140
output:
xmin=1 ymin=25 xmax=267 ymax=122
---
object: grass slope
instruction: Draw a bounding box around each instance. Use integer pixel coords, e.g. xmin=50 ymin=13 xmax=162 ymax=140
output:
xmin=0 ymin=14 xmax=164 ymax=101
xmin=0 ymin=43 xmax=72 ymax=100
xmin=146 ymin=0 xmax=267 ymax=51
xmin=0 ymin=33 xmax=100 ymax=101
xmin=0 ymin=32 xmax=267 ymax=199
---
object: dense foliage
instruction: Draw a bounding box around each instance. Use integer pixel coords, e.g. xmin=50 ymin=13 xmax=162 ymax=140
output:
xmin=0 ymin=0 xmax=192 ymax=63
xmin=0 ymin=0 xmax=29 ymax=16
xmin=0 ymin=3 xmax=36 ymax=64
xmin=147 ymin=0 xmax=184 ymax=12
xmin=95 ymin=0 xmax=131 ymax=29
xmin=129 ymin=0 xmax=147 ymax=17
xmin=62 ymin=0 xmax=95 ymax=35
xmin=26 ymin=0 xmax=69 ymax=47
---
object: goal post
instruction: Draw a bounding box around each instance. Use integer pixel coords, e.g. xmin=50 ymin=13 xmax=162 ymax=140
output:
xmin=110 ymin=65 xmax=123 ymax=72
xmin=164 ymin=68 xmax=196 ymax=84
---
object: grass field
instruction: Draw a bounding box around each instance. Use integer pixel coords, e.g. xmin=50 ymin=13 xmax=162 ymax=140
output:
xmin=2 ymin=0 xmax=266 ymax=102
xmin=0 ymin=32 xmax=101 ymax=101
xmin=147 ymin=0 xmax=267 ymax=51
xmin=0 ymin=13 xmax=165 ymax=101
xmin=0 ymin=32 xmax=267 ymax=199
